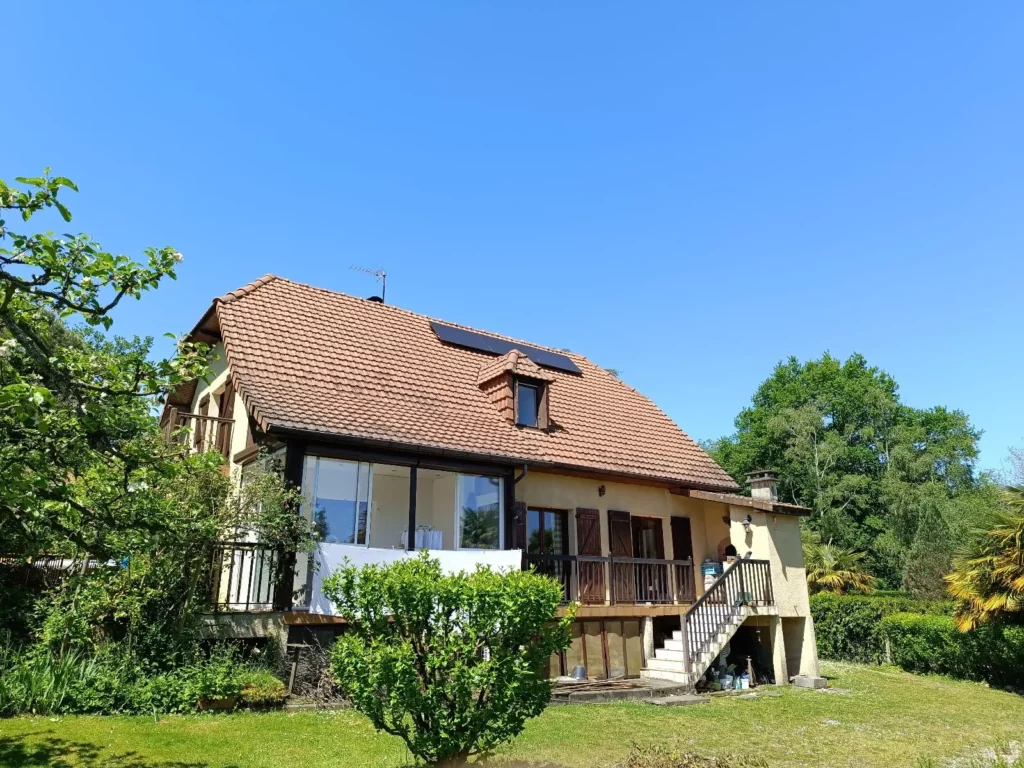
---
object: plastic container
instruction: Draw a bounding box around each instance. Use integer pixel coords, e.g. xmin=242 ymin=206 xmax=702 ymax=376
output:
xmin=702 ymin=561 xmax=723 ymax=577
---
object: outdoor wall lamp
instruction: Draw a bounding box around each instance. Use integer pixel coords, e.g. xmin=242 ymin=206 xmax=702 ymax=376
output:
xmin=598 ymin=484 xmax=606 ymax=497
xmin=742 ymin=514 xmax=753 ymax=532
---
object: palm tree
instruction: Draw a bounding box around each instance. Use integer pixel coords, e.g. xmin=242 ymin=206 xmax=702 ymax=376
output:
xmin=803 ymin=528 xmax=876 ymax=595
xmin=946 ymin=486 xmax=1024 ymax=631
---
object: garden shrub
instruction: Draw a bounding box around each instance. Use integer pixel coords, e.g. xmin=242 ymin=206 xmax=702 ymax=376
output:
xmin=324 ymin=553 xmax=573 ymax=767
xmin=621 ymin=744 xmax=768 ymax=768
xmin=810 ymin=593 xmax=952 ymax=663
xmin=0 ymin=641 xmax=257 ymax=716
xmin=238 ymin=668 xmax=287 ymax=707
xmin=881 ymin=613 xmax=1024 ymax=688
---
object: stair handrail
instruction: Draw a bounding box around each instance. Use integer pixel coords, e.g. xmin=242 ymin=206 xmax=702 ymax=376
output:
xmin=680 ymin=558 xmax=773 ymax=674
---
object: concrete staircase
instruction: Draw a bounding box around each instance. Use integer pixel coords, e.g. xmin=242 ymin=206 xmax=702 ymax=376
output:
xmin=639 ymin=558 xmax=777 ymax=688
xmin=640 ymin=607 xmax=751 ymax=686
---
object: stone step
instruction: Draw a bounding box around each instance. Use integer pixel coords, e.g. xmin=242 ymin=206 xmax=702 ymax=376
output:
xmin=662 ymin=639 xmax=684 ymax=652
xmin=648 ymin=694 xmax=710 ymax=707
xmin=654 ymin=647 xmax=687 ymax=662
xmin=646 ymin=657 xmax=688 ymax=672
xmin=640 ymin=668 xmax=696 ymax=685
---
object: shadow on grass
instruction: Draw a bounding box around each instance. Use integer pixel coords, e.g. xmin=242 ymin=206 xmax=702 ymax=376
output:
xmin=0 ymin=733 xmax=232 ymax=768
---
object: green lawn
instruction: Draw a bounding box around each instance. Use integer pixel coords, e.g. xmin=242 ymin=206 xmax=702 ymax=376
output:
xmin=1 ymin=662 xmax=1022 ymax=767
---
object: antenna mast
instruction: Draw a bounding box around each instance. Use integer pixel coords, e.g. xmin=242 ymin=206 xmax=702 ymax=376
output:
xmin=350 ymin=265 xmax=387 ymax=302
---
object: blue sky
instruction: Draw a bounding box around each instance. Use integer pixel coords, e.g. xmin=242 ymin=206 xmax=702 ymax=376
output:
xmin=4 ymin=3 xmax=1022 ymax=472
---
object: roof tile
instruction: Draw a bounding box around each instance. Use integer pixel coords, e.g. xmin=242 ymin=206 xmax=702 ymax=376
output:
xmin=211 ymin=276 xmax=739 ymax=491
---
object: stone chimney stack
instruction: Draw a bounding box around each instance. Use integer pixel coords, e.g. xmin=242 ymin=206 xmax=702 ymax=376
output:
xmin=746 ymin=470 xmax=778 ymax=502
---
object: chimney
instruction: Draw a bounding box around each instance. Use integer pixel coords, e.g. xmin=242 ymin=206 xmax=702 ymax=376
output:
xmin=746 ymin=470 xmax=778 ymax=502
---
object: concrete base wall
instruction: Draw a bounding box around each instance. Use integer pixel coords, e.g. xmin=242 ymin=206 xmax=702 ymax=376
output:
xmin=199 ymin=612 xmax=288 ymax=649
xmin=782 ymin=616 xmax=820 ymax=677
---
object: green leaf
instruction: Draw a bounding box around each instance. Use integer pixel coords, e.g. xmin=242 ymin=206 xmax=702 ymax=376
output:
xmin=54 ymin=200 xmax=72 ymax=222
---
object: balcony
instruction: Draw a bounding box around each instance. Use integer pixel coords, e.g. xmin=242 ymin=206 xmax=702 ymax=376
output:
xmin=206 ymin=542 xmax=290 ymax=612
xmin=163 ymin=408 xmax=234 ymax=459
xmin=523 ymin=553 xmax=697 ymax=606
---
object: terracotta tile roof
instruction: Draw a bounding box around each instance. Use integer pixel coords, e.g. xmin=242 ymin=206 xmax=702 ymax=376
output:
xmin=477 ymin=350 xmax=555 ymax=386
xmin=682 ymin=490 xmax=812 ymax=517
xmin=206 ymin=275 xmax=740 ymax=491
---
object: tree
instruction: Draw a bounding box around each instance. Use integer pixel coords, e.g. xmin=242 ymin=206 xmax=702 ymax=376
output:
xmin=708 ymin=353 xmax=988 ymax=589
xmin=946 ymin=486 xmax=1024 ymax=631
xmin=901 ymin=500 xmax=954 ymax=600
xmin=0 ymin=171 xmax=313 ymax=658
xmin=0 ymin=170 xmax=209 ymax=561
xmin=323 ymin=554 xmax=574 ymax=767
xmin=803 ymin=528 xmax=876 ymax=595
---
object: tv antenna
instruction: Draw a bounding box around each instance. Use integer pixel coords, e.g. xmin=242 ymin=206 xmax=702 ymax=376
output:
xmin=351 ymin=265 xmax=387 ymax=303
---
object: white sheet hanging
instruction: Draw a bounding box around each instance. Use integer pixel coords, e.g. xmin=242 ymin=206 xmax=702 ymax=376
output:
xmin=306 ymin=544 xmax=523 ymax=616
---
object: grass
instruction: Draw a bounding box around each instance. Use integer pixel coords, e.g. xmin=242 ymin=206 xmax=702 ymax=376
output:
xmin=0 ymin=662 xmax=1022 ymax=767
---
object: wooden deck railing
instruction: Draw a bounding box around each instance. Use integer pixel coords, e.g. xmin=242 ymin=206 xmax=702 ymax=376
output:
xmin=523 ymin=553 xmax=697 ymax=606
xmin=163 ymin=408 xmax=234 ymax=459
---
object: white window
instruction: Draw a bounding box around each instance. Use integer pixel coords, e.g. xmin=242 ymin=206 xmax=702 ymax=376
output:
xmin=310 ymin=457 xmax=373 ymax=545
xmin=456 ymin=474 xmax=503 ymax=550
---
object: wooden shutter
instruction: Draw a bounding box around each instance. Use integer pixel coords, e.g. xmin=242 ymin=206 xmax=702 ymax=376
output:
xmin=576 ymin=508 xmax=601 ymax=555
xmin=195 ymin=394 xmax=210 ymax=450
xmin=608 ymin=510 xmax=632 ymax=557
xmin=608 ymin=510 xmax=633 ymax=603
xmin=575 ymin=508 xmax=604 ymax=604
xmin=216 ymin=380 xmax=235 ymax=457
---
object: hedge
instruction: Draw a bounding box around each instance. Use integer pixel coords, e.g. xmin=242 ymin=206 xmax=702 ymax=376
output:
xmin=881 ymin=613 xmax=1024 ymax=689
xmin=809 ymin=593 xmax=953 ymax=663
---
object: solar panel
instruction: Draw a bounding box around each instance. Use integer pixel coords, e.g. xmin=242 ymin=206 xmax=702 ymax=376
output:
xmin=429 ymin=322 xmax=582 ymax=374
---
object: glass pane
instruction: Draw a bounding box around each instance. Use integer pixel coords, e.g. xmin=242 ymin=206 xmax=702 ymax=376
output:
xmin=458 ymin=474 xmax=502 ymax=549
xmin=526 ymin=510 xmax=541 ymax=554
xmin=313 ymin=458 xmax=371 ymax=545
xmin=545 ymin=511 xmax=566 ymax=554
xmin=517 ymin=384 xmax=538 ymax=427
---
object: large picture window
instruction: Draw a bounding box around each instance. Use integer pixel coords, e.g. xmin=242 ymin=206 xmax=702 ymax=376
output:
xmin=311 ymin=458 xmax=372 ymax=545
xmin=456 ymin=474 xmax=503 ymax=550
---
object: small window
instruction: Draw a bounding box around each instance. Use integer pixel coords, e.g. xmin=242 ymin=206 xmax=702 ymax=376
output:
xmin=516 ymin=381 xmax=540 ymax=427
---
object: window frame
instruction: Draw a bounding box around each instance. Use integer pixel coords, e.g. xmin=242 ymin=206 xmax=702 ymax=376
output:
xmin=309 ymin=456 xmax=375 ymax=548
xmin=515 ymin=379 xmax=544 ymax=428
xmin=526 ymin=507 xmax=569 ymax=555
xmin=454 ymin=473 xmax=505 ymax=551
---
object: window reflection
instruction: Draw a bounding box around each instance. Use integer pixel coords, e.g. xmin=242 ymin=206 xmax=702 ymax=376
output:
xmin=457 ymin=474 xmax=502 ymax=549
xmin=313 ymin=458 xmax=371 ymax=545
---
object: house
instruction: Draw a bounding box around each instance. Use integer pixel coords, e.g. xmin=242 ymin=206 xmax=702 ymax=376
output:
xmin=166 ymin=274 xmax=820 ymax=687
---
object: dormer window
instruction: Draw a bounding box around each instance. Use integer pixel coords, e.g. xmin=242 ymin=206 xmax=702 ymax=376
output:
xmin=516 ymin=381 xmax=540 ymax=427
xmin=516 ymin=378 xmax=549 ymax=429
xmin=478 ymin=350 xmax=554 ymax=428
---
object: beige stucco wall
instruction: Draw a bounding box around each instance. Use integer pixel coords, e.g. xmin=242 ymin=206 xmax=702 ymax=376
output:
xmin=185 ymin=342 xmax=249 ymax=471
xmin=516 ymin=471 xmax=733 ymax=596
xmin=727 ymin=506 xmax=811 ymax=619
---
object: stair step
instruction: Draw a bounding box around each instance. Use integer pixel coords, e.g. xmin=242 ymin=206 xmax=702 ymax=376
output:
xmin=671 ymin=629 xmax=683 ymax=641
xmin=646 ymin=657 xmax=689 ymax=672
xmin=662 ymin=639 xmax=683 ymax=652
xmin=640 ymin=668 xmax=696 ymax=685
xmin=654 ymin=648 xmax=687 ymax=662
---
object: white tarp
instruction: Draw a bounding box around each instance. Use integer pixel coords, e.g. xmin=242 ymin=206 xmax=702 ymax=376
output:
xmin=307 ymin=544 xmax=523 ymax=616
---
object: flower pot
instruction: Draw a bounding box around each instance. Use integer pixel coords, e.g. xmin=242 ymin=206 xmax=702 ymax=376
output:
xmin=197 ymin=695 xmax=239 ymax=712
